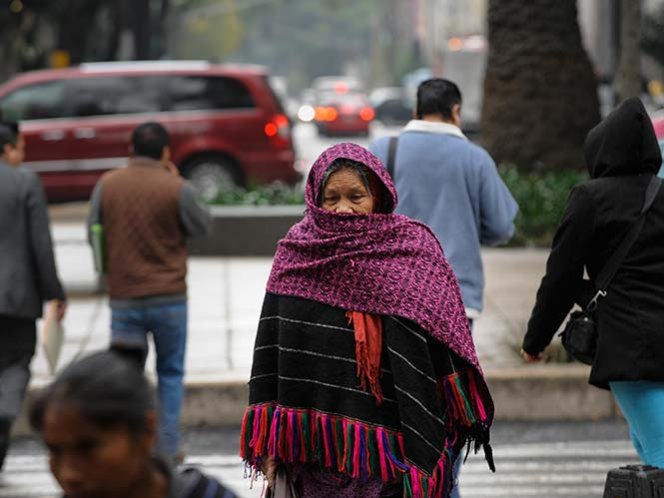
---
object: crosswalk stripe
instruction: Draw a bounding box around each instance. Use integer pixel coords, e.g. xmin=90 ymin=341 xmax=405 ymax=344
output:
xmin=0 ymin=440 xmax=640 ymax=498
xmin=449 ymin=485 xmax=607 ymax=497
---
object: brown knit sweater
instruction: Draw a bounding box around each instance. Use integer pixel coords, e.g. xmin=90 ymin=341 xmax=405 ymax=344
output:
xmin=101 ymin=157 xmax=187 ymax=299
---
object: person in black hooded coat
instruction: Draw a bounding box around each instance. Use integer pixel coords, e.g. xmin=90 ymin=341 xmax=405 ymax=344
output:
xmin=521 ymin=97 xmax=664 ymax=468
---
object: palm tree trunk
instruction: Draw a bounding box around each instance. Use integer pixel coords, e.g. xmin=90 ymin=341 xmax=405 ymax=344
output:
xmin=615 ymin=0 xmax=641 ymax=101
xmin=481 ymin=0 xmax=600 ymax=170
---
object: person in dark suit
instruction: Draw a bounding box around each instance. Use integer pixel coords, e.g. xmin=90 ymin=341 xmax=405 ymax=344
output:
xmin=0 ymin=121 xmax=66 ymax=470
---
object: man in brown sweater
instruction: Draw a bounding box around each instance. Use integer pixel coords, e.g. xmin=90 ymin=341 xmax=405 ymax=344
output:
xmin=87 ymin=122 xmax=209 ymax=462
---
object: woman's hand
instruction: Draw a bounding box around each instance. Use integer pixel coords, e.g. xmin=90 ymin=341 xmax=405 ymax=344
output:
xmin=520 ymin=348 xmax=543 ymax=363
xmin=261 ymin=456 xmax=277 ymax=490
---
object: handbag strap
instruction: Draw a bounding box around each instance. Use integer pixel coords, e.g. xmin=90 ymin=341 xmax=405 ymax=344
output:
xmin=386 ymin=135 xmax=399 ymax=179
xmin=593 ymin=175 xmax=662 ymax=300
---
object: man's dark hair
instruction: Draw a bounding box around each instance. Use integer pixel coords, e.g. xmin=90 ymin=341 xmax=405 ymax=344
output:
xmin=416 ymin=79 xmax=462 ymax=120
xmin=0 ymin=121 xmax=19 ymax=150
xmin=131 ymin=122 xmax=169 ymax=160
xmin=29 ymin=350 xmax=156 ymax=436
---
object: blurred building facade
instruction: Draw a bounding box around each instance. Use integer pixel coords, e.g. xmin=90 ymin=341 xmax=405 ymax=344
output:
xmin=413 ymin=0 xmax=486 ymax=72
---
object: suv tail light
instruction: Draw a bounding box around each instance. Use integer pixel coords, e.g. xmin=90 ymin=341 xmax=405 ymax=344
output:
xmin=359 ymin=107 xmax=375 ymax=121
xmin=265 ymin=113 xmax=292 ymax=148
xmin=315 ymin=107 xmax=339 ymax=122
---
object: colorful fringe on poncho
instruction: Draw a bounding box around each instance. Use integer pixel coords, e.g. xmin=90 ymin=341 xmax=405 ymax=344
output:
xmin=242 ymin=295 xmax=494 ymax=498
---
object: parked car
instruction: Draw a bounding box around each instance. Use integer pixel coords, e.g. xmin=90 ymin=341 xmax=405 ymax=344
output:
xmin=313 ymin=93 xmax=374 ymax=137
xmin=0 ymin=61 xmax=298 ymax=202
xmin=369 ymin=87 xmax=412 ymax=126
xmin=311 ymin=76 xmax=362 ymax=97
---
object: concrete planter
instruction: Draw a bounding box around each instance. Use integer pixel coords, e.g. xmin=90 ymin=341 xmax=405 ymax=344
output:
xmin=485 ymin=365 xmax=621 ymax=421
xmin=13 ymin=365 xmax=623 ymax=436
xmin=188 ymin=205 xmax=305 ymax=257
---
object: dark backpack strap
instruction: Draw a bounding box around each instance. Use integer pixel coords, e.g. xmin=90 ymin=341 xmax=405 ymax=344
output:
xmin=594 ymin=175 xmax=662 ymax=294
xmin=386 ymin=136 xmax=399 ymax=179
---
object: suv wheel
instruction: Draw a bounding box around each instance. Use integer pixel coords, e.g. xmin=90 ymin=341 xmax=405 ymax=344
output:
xmin=183 ymin=156 xmax=240 ymax=202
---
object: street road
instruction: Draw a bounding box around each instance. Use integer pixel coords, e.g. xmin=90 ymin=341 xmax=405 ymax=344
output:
xmin=1 ymin=420 xmax=636 ymax=498
xmin=293 ymin=122 xmax=399 ymax=172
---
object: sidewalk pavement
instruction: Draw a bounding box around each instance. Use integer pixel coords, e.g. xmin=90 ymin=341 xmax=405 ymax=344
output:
xmin=31 ymin=222 xmax=548 ymax=387
xmin=12 ymin=220 xmax=621 ymax=429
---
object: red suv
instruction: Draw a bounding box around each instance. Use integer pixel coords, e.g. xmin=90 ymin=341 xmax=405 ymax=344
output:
xmin=0 ymin=61 xmax=298 ymax=201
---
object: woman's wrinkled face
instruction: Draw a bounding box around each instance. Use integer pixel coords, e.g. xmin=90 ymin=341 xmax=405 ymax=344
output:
xmin=321 ymin=167 xmax=375 ymax=214
xmin=41 ymin=404 xmax=153 ymax=498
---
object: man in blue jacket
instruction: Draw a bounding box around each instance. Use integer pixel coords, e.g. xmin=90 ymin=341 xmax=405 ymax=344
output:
xmin=0 ymin=121 xmax=66 ymax=470
xmin=370 ymin=78 xmax=517 ymax=324
xmin=370 ymin=79 xmax=517 ymax=497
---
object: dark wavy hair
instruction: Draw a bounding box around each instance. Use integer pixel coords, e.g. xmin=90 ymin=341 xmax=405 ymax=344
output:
xmin=131 ymin=121 xmax=170 ymax=160
xmin=0 ymin=121 xmax=19 ymax=150
xmin=416 ymin=78 xmax=462 ymax=120
xmin=29 ymin=350 xmax=156 ymax=435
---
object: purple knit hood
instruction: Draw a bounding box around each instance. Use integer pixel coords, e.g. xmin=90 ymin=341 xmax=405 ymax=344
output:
xmin=267 ymin=143 xmax=480 ymax=369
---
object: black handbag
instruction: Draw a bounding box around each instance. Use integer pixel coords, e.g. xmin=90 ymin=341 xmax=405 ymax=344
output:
xmin=560 ymin=175 xmax=662 ymax=365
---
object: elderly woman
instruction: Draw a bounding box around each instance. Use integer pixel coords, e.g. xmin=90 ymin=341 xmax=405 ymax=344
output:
xmin=241 ymin=143 xmax=494 ymax=498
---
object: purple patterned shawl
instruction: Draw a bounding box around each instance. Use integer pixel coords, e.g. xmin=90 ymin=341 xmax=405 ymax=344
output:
xmin=267 ymin=143 xmax=481 ymax=369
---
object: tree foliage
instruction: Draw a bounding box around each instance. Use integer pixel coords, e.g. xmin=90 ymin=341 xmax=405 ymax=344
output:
xmin=170 ymin=0 xmax=414 ymax=93
xmin=0 ymin=0 xmax=171 ymax=81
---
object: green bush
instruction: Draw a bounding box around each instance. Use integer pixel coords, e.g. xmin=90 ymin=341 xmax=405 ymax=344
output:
xmin=206 ymin=168 xmax=586 ymax=249
xmin=208 ymin=183 xmax=305 ymax=206
xmin=498 ymin=165 xmax=588 ymax=247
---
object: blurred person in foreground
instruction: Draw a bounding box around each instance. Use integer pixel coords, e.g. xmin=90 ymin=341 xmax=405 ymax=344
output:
xmin=29 ymin=350 xmax=238 ymax=498
xmin=522 ymin=98 xmax=664 ymax=467
xmin=87 ymin=122 xmax=210 ymax=463
xmin=0 ymin=121 xmax=66 ymax=471
xmin=241 ymin=143 xmax=494 ymax=498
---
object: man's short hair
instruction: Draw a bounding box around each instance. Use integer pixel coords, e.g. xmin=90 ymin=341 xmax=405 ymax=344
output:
xmin=416 ymin=79 xmax=462 ymax=120
xmin=131 ymin=122 xmax=170 ymax=160
xmin=0 ymin=121 xmax=19 ymax=150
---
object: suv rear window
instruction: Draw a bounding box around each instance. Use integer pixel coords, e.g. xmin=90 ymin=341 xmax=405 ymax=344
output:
xmin=67 ymin=76 xmax=165 ymax=117
xmin=167 ymin=76 xmax=255 ymax=111
xmin=0 ymin=81 xmax=68 ymax=120
xmin=0 ymin=74 xmax=256 ymax=121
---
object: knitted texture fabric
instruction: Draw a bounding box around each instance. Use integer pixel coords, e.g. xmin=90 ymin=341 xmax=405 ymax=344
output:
xmin=101 ymin=157 xmax=187 ymax=299
xmin=243 ymin=295 xmax=494 ymax=498
xmin=266 ymin=143 xmax=480 ymax=370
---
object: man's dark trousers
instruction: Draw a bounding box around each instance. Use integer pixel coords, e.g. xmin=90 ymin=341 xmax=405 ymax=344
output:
xmin=0 ymin=315 xmax=37 ymax=469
